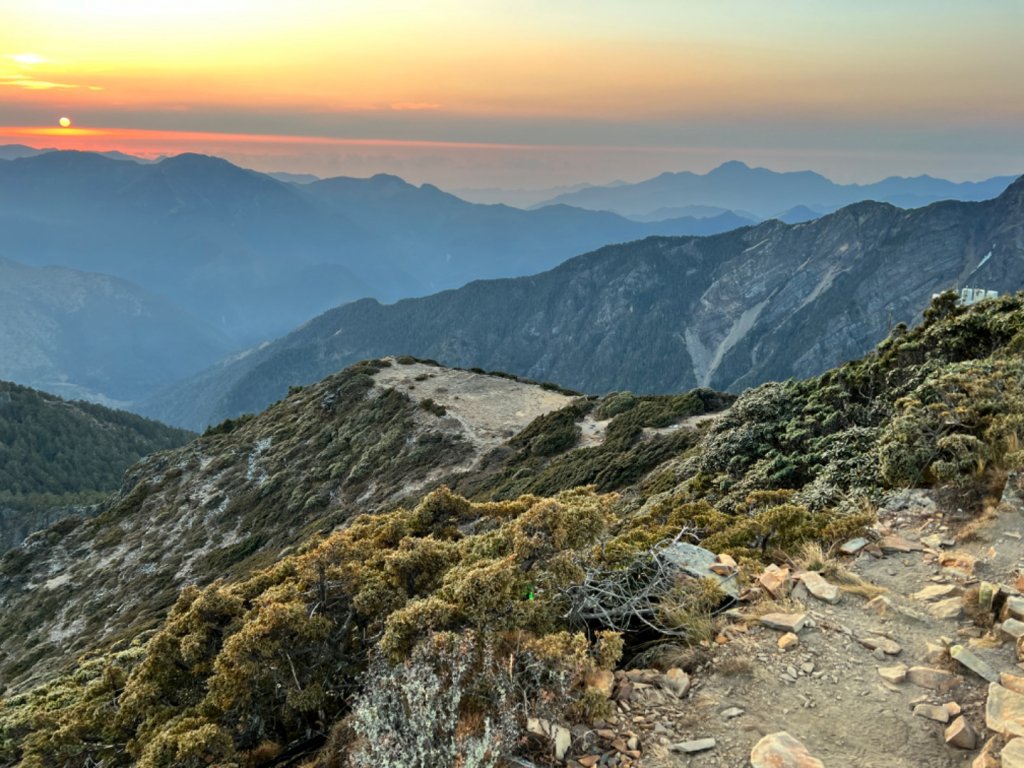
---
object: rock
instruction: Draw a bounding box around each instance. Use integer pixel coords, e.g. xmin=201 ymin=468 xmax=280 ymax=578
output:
xmin=939 ymin=551 xmax=977 ymax=578
xmin=660 ymin=668 xmax=691 ymax=698
xmin=923 ymin=641 xmax=949 ymax=665
xmin=929 ymin=597 xmax=963 ymax=620
xmin=710 ymin=562 xmax=735 ymax=575
xmin=1003 ymin=737 xmax=1024 ymax=768
xmin=913 ymin=703 xmax=950 ymax=722
xmin=717 ymin=553 xmax=737 ymax=568
xmin=669 ymin=738 xmax=716 ymax=753
xmin=840 ymin=537 xmax=869 ymax=554
xmin=800 ymin=571 xmax=840 ymax=604
xmin=759 ymin=565 xmax=792 ymax=597
xmin=978 ymin=582 xmax=998 ymax=612
xmin=878 ymin=664 xmax=908 ymax=683
xmin=1006 ymin=596 xmax=1024 ymax=622
xmin=586 ymin=669 xmax=615 ymax=698
xmin=760 ymin=612 xmax=807 ymax=633
xmin=613 ymin=679 xmax=634 ymax=701
xmin=944 ymin=716 xmax=976 ymax=749
xmin=750 ymin=732 xmax=824 ymax=768
xmin=1002 ymin=673 xmax=1024 ymax=694
xmin=912 ymin=583 xmax=958 ymax=602
xmin=859 ymin=636 xmax=902 ymax=655
xmin=552 ymin=725 xmax=572 ymax=761
xmin=1017 ymin=635 xmax=1024 ymax=663
xmin=950 ymin=644 xmax=1000 ymax=683
xmin=946 ymin=701 xmax=962 ymax=716
xmin=578 ymin=756 xmax=601 ymax=767
xmin=907 ymin=666 xmax=959 ymax=691
xmin=972 ymin=736 xmax=1000 ymax=768
xmin=1001 ymin=618 xmax=1024 ymax=640
xmin=987 ymin=682 xmax=1024 ymax=737
xmin=864 ymin=595 xmax=895 ymax=615
xmin=721 ymin=706 xmax=744 ymax=719
xmin=778 ymin=632 xmax=800 ymax=650
xmin=878 ymin=534 xmax=923 ymax=553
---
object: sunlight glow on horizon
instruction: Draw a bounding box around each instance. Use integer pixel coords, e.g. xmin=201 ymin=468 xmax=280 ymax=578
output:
xmin=1 ymin=1 xmax=1022 ymax=186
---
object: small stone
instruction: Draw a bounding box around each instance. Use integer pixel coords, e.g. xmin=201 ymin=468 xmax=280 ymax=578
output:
xmin=946 ymin=701 xmax=962 ymax=716
xmin=907 ymin=666 xmax=959 ymax=691
xmin=800 ymin=571 xmax=840 ymax=604
xmin=912 ymin=583 xmax=957 ymax=602
xmin=940 ymin=551 xmax=977 ymax=577
xmin=944 ymin=716 xmax=976 ymax=749
xmin=717 ymin=553 xmax=737 ymax=568
xmin=913 ymin=703 xmax=950 ymax=723
xmin=859 ymin=636 xmax=902 ymax=656
xmin=669 ymin=738 xmax=716 ymax=754
xmin=660 ymin=668 xmax=691 ymax=698
xmin=1001 ymin=619 xmax=1024 ymax=640
xmin=710 ymin=562 xmax=735 ymax=575
xmin=973 ymin=736 xmax=1001 ymax=768
xmin=840 ymin=537 xmax=868 ymax=554
xmin=923 ymin=641 xmax=949 ymax=665
xmin=721 ymin=706 xmax=744 ymax=719
xmin=1002 ymin=737 xmax=1024 ymax=768
xmin=929 ymin=597 xmax=963 ymax=620
xmin=878 ymin=534 xmax=923 ymax=553
xmin=878 ymin=664 xmax=908 ymax=683
xmin=759 ymin=565 xmax=792 ymax=597
xmin=552 ymin=724 xmax=572 ymax=761
xmin=987 ymin=682 xmax=1024 ymax=737
xmin=778 ymin=632 xmax=800 ymax=650
xmin=578 ymin=756 xmax=601 ymax=767
xmin=1006 ymin=596 xmax=1024 ymax=622
xmin=750 ymin=731 xmax=823 ymax=768
xmin=950 ymin=644 xmax=1000 ymax=683
xmin=1002 ymin=673 xmax=1024 ymax=694
xmin=760 ymin=612 xmax=807 ymax=633
xmin=586 ymin=669 xmax=615 ymax=698
xmin=978 ymin=582 xmax=998 ymax=612
xmin=864 ymin=595 xmax=895 ymax=615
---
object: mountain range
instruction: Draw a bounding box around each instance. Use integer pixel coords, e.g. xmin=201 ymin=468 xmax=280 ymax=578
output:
xmin=0 ymin=150 xmax=761 ymax=348
xmin=142 ymin=174 xmax=1024 ymax=430
xmin=537 ymin=160 xmax=1018 ymax=219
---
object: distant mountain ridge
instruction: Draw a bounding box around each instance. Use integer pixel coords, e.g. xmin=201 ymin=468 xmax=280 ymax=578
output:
xmin=0 ymin=257 xmax=232 ymax=405
xmin=142 ymin=174 xmax=1024 ymax=430
xmin=0 ymin=150 xmax=761 ymax=347
xmin=538 ymin=160 xmax=1018 ymax=219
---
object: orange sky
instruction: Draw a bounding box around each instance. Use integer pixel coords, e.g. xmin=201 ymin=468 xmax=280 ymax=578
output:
xmin=2 ymin=1 xmax=1023 ymax=187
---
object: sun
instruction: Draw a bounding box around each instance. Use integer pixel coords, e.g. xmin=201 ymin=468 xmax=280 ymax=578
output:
xmin=58 ymin=117 xmax=72 ymax=128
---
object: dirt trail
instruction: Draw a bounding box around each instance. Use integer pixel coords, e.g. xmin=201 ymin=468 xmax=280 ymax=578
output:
xmin=587 ymin=483 xmax=1024 ymax=767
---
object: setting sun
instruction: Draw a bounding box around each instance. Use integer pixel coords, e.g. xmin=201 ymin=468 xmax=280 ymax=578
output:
xmin=58 ymin=116 xmax=71 ymax=128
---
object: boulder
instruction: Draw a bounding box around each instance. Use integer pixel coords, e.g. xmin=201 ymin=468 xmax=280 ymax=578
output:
xmin=944 ymin=716 xmax=976 ymax=750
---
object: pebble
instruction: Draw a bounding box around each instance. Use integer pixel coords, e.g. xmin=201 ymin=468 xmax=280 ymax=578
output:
xmin=669 ymin=738 xmax=716 ymax=754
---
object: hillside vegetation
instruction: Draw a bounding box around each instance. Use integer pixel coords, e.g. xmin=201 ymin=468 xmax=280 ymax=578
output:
xmin=3 ymin=293 xmax=1024 ymax=767
xmin=0 ymin=381 xmax=194 ymax=550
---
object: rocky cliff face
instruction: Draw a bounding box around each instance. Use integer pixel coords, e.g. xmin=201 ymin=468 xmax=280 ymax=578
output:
xmin=146 ymin=176 xmax=1024 ymax=430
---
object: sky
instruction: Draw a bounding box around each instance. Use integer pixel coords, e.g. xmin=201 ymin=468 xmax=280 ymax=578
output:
xmin=1 ymin=0 xmax=1023 ymax=191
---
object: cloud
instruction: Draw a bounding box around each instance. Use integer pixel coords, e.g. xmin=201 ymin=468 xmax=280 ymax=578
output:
xmin=390 ymin=102 xmax=441 ymax=111
xmin=0 ymin=76 xmax=77 ymax=90
xmin=8 ymin=53 xmax=47 ymax=65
